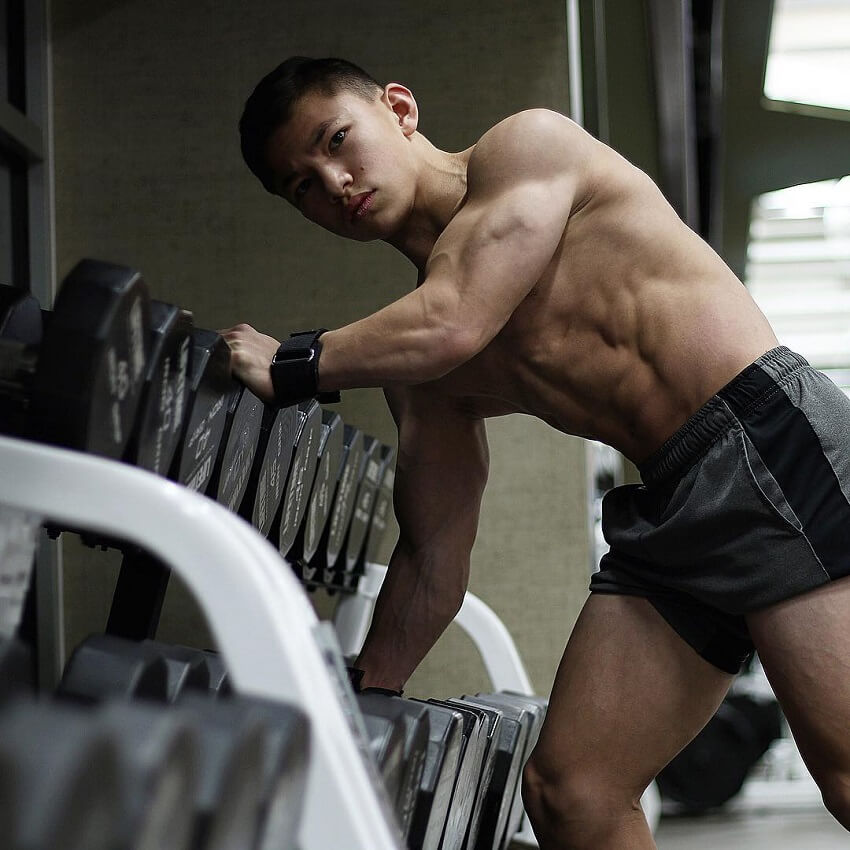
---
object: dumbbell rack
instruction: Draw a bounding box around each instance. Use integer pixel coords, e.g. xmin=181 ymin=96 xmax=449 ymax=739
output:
xmin=0 ymin=433 xmax=403 ymax=850
xmin=336 ymin=563 xmax=542 ymax=846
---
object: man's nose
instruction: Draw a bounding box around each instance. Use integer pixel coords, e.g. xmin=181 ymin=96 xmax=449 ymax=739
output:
xmin=321 ymin=166 xmax=352 ymax=203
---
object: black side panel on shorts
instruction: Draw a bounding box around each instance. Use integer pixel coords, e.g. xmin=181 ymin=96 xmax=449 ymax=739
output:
xmin=720 ymin=365 xmax=850 ymax=580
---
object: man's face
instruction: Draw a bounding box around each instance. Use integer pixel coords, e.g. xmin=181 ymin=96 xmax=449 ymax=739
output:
xmin=265 ymin=87 xmax=417 ymax=241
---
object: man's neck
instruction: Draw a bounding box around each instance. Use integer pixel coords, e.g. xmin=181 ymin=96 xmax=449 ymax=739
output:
xmin=386 ymin=135 xmax=473 ymax=273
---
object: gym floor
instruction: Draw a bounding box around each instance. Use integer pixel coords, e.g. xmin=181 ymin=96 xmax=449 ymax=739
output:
xmin=654 ymin=805 xmax=848 ymax=848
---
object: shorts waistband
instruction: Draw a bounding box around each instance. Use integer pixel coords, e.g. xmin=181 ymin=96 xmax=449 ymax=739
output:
xmin=638 ymin=347 xmax=810 ymax=487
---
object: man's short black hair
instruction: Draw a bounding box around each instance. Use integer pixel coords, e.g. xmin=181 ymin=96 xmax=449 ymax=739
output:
xmin=239 ymin=56 xmax=383 ymax=194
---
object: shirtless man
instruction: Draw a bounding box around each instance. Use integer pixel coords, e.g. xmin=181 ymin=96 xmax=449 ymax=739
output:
xmin=224 ymin=57 xmax=850 ymax=848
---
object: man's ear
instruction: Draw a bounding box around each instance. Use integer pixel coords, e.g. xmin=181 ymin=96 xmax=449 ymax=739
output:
xmin=381 ymin=83 xmax=418 ymax=137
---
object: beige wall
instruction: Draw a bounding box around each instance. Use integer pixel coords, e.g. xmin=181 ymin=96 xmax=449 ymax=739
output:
xmin=53 ymin=0 xmax=591 ymax=698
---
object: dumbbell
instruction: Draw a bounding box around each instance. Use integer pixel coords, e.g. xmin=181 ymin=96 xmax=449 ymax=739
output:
xmin=464 ymin=693 xmax=543 ymax=849
xmin=213 ymin=694 xmax=311 ymax=850
xmin=274 ymin=399 xmax=322 ymax=557
xmin=314 ymin=425 xmax=366 ymax=586
xmin=443 ymin=700 xmax=502 ymax=850
xmin=57 ymin=633 xmax=170 ymax=704
xmin=147 ymin=640 xmax=213 ymax=700
xmin=123 ymin=300 xmax=193 ymax=476
xmin=0 ymin=259 xmax=151 ymax=458
xmin=411 ymin=701 xmax=465 ymax=850
xmin=58 ymin=634 xmax=308 ymax=849
xmin=107 ymin=329 xmax=263 ymax=640
xmin=173 ymin=691 xmax=310 ymax=850
xmin=290 ymin=409 xmax=344 ymax=580
xmin=167 ymin=327 xmax=231 ymax=493
xmin=58 ymin=633 xmax=231 ymax=703
xmin=357 ymin=693 xmax=429 ymax=840
xmin=358 ymin=692 xmax=468 ymax=850
xmin=482 ymin=692 xmax=547 ymax=847
xmin=206 ymin=382 xmax=264 ymax=511
xmin=0 ymin=697 xmax=122 ymax=850
xmin=95 ymin=699 xmax=200 ymax=850
xmin=171 ymin=692 xmax=273 ymax=850
xmin=453 ymin=697 xmax=517 ymax=850
xmin=361 ymin=443 xmax=397 ymax=568
xmin=360 ymin=704 xmax=408 ymax=819
xmin=320 ymin=434 xmax=383 ymax=592
xmin=238 ymin=404 xmax=298 ymax=536
xmin=315 ymin=438 xmax=395 ymax=592
xmin=446 ymin=693 xmax=532 ymax=850
xmin=419 ymin=699 xmax=489 ymax=850
xmin=146 ymin=640 xmax=233 ymax=699
xmin=123 ymin=313 xmax=261 ymax=505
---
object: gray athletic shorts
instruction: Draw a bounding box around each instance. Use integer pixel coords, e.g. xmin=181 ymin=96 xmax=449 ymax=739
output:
xmin=590 ymin=347 xmax=850 ymax=674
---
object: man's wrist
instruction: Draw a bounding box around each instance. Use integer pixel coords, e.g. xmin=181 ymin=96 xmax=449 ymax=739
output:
xmin=269 ymin=328 xmax=340 ymax=407
xmin=346 ymin=665 xmax=403 ymax=697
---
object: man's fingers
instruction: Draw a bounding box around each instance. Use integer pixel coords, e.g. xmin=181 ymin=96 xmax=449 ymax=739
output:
xmin=214 ymin=323 xmax=279 ymax=403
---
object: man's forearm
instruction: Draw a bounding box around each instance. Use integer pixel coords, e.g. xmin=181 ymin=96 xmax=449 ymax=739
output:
xmin=355 ymin=541 xmax=469 ymax=692
xmin=222 ymin=276 xmax=490 ymax=403
xmin=318 ymin=281 xmax=482 ymax=392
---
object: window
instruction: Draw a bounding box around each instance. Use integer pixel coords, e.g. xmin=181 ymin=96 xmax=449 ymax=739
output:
xmin=746 ymin=177 xmax=850 ymax=394
xmin=0 ymin=0 xmax=60 ymax=688
xmin=0 ymin=0 xmax=51 ymax=295
xmin=764 ymin=0 xmax=850 ymax=111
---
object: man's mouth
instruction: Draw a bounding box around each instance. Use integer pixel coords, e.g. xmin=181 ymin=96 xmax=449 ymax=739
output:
xmin=349 ymin=191 xmax=375 ymax=223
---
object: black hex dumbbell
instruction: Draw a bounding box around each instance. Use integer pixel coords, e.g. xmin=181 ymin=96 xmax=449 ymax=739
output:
xmin=123 ymin=300 xmax=194 ymax=476
xmin=0 ymin=259 xmax=151 ymax=459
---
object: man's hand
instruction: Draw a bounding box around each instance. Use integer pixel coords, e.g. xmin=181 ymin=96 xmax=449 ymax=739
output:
xmin=219 ymin=324 xmax=279 ymax=402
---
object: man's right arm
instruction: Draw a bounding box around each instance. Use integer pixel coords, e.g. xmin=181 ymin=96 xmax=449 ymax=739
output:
xmin=354 ymin=384 xmax=489 ymax=692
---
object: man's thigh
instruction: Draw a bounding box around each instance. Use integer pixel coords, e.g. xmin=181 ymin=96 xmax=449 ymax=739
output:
xmin=747 ymin=576 xmax=850 ymax=781
xmin=531 ymin=593 xmax=734 ymax=796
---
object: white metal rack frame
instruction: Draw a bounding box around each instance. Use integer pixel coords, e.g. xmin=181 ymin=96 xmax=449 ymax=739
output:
xmin=0 ymin=434 xmax=403 ymax=850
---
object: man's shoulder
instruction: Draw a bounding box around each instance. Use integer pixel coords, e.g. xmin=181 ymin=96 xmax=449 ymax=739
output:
xmin=483 ymin=108 xmax=574 ymax=139
xmin=467 ymin=109 xmax=593 ymax=192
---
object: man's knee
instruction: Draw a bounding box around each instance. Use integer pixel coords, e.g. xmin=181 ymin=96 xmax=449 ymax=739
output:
xmin=521 ymin=751 xmax=640 ymax=838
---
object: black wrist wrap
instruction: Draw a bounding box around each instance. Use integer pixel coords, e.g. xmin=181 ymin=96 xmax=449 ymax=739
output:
xmin=346 ymin=666 xmax=403 ymax=697
xmin=269 ymin=329 xmax=340 ymax=407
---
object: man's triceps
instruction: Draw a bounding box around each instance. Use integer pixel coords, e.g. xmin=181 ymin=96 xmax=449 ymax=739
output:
xmin=390 ymin=391 xmax=489 ymax=552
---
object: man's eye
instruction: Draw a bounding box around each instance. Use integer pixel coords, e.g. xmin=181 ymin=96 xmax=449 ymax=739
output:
xmin=329 ymin=129 xmax=347 ymax=150
xmin=295 ymin=179 xmax=311 ymax=199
